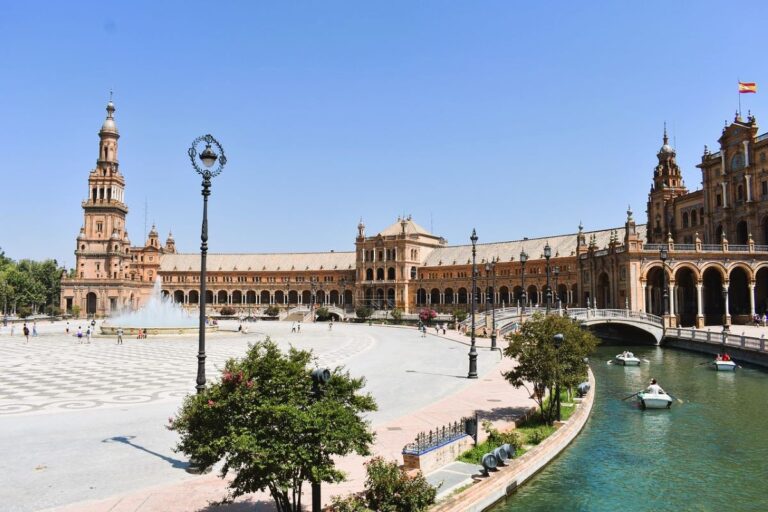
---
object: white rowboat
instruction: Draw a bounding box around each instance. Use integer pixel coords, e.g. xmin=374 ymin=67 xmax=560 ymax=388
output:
xmin=637 ymin=388 xmax=673 ymax=409
xmin=712 ymin=360 xmax=737 ymax=371
xmin=614 ymin=352 xmax=641 ymax=366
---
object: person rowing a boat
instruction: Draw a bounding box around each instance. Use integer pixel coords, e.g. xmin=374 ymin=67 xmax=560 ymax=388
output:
xmin=646 ymin=378 xmax=662 ymax=394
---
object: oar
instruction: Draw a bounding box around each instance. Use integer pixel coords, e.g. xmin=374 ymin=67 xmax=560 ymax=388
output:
xmin=606 ymin=360 xmax=614 ymax=365
xmin=642 ymin=358 xmax=651 ymax=363
xmin=667 ymin=394 xmax=684 ymax=404
xmin=622 ymin=391 xmax=641 ymax=401
xmin=697 ymin=360 xmax=713 ymax=366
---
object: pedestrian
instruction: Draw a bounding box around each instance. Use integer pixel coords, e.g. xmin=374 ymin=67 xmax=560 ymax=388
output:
xmin=442 ymin=323 xmax=446 ymax=335
xmin=23 ymin=323 xmax=30 ymax=343
xmin=86 ymin=327 xmax=91 ymax=344
xmin=329 ymin=320 xmax=333 ymax=331
xmin=32 ymin=322 xmax=38 ymax=337
xmin=77 ymin=326 xmax=82 ymax=343
xmin=10 ymin=324 xmax=15 ymax=337
xmin=66 ymin=321 xmax=70 ymax=334
xmin=297 ymin=322 xmax=301 ymax=333
xmin=435 ymin=325 xmax=439 ymax=335
xmin=116 ymin=327 xmax=123 ymax=345
xmin=291 ymin=322 xmax=296 ymax=333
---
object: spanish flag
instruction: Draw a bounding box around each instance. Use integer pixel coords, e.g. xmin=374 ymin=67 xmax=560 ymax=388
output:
xmin=739 ymin=82 xmax=757 ymax=94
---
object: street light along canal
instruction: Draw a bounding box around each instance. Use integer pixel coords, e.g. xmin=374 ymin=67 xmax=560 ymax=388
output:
xmin=490 ymin=343 xmax=768 ymax=512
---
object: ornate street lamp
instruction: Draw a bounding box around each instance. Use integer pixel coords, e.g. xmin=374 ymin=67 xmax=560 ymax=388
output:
xmin=468 ymin=229 xmax=479 ymax=379
xmin=189 ymin=134 xmax=226 ymax=395
xmin=544 ymin=242 xmax=552 ymax=314
xmin=659 ymin=246 xmax=669 ymax=317
xmin=486 ymin=259 xmax=497 ymax=350
xmin=520 ymin=249 xmax=528 ymax=312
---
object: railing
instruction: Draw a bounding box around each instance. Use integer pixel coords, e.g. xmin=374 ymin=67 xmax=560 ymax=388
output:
xmin=729 ymin=244 xmax=750 ymax=252
xmin=402 ymin=417 xmax=474 ymax=455
xmin=569 ymin=308 xmax=663 ymax=326
xmin=673 ymin=244 xmax=695 ymax=251
xmin=644 ymin=243 xmax=665 ymax=251
xmin=702 ymin=244 xmax=722 ymax=251
xmin=668 ymin=327 xmax=768 ymax=354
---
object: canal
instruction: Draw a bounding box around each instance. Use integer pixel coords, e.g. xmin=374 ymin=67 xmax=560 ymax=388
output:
xmin=490 ymin=343 xmax=768 ymax=512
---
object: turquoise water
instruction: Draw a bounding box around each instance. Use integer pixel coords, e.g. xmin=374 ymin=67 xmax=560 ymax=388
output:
xmin=490 ymin=344 xmax=768 ymax=512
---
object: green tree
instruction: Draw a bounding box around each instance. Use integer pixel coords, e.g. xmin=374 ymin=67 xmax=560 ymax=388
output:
xmin=453 ymin=308 xmax=468 ymax=323
xmin=503 ymin=314 xmax=598 ymax=425
xmin=170 ymin=338 xmax=377 ymax=512
xmin=355 ymin=306 xmax=372 ymax=320
xmin=316 ymin=306 xmax=330 ymax=321
xmin=71 ymin=304 xmax=81 ymax=318
xmin=390 ymin=308 xmax=403 ymax=324
xmin=264 ymin=305 xmax=280 ymax=317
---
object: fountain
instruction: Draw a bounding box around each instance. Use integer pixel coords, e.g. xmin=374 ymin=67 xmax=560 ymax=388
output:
xmin=101 ymin=279 xmax=215 ymax=335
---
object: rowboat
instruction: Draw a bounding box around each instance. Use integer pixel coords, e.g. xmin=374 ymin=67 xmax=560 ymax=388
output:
xmin=712 ymin=360 xmax=737 ymax=372
xmin=614 ymin=351 xmax=641 ymax=366
xmin=637 ymin=387 xmax=673 ymax=409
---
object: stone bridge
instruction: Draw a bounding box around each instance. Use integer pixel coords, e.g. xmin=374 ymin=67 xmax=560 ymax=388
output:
xmin=470 ymin=307 xmax=665 ymax=344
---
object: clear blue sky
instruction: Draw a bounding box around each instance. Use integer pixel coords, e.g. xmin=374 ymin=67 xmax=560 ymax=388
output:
xmin=2 ymin=1 xmax=767 ymax=266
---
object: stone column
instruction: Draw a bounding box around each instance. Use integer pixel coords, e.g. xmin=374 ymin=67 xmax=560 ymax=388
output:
xmin=723 ymin=286 xmax=731 ymax=325
xmin=744 ymin=140 xmax=750 ymax=167
xmin=696 ymin=282 xmax=704 ymax=327
xmin=745 ymin=174 xmax=752 ymax=202
xmin=721 ymin=182 xmax=728 ymax=208
xmin=749 ymin=282 xmax=756 ymax=316
xmin=643 ymin=284 xmax=649 ymax=313
xmin=669 ymin=283 xmax=676 ymax=316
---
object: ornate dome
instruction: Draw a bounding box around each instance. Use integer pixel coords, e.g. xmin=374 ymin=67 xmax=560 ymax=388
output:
xmin=100 ymin=100 xmax=118 ymax=135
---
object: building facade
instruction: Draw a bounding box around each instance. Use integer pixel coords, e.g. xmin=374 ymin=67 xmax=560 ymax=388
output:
xmin=61 ymin=102 xmax=768 ymax=327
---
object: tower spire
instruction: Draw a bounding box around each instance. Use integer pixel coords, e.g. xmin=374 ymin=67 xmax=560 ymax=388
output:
xmin=663 ymin=121 xmax=668 ymax=146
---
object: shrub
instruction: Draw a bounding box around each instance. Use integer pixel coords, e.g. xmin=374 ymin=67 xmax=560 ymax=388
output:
xmin=316 ymin=307 xmax=330 ymax=321
xmin=71 ymin=305 xmax=81 ymax=318
xmin=418 ymin=308 xmax=437 ymax=324
xmin=527 ymin=428 xmax=547 ymax=445
xmin=16 ymin=306 xmax=32 ymax=319
xmin=330 ymin=495 xmax=370 ymax=512
xmin=356 ymin=306 xmax=372 ymax=319
xmin=390 ymin=308 xmax=403 ymax=324
xmin=364 ymin=457 xmax=436 ymax=512
xmin=264 ymin=305 xmax=280 ymax=317
xmin=219 ymin=306 xmax=236 ymax=316
xmin=453 ymin=309 xmax=468 ymax=323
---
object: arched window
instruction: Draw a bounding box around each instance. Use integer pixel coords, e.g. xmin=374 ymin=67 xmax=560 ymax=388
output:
xmin=376 ymin=268 xmax=384 ymax=280
xmin=410 ymin=266 xmax=417 ymax=279
xmin=682 ymin=212 xmax=689 ymax=228
xmin=387 ymin=267 xmax=395 ymax=280
xmin=691 ymin=210 xmax=698 ymax=225
xmin=365 ymin=268 xmax=373 ymax=280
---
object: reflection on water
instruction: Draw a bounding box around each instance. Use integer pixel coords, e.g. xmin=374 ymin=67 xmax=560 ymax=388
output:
xmin=490 ymin=343 xmax=768 ymax=512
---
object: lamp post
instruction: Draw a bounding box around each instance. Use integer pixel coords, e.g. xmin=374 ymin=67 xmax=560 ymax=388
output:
xmin=553 ymin=266 xmax=560 ymax=312
xmin=310 ymin=367 xmax=331 ymax=512
xmin=553 ymin=333 xmax=563 ymax=422
xmin=659 ymin=247 xmax=669 ymax=318
xmin=486 ymin=259 xmax=497 ymax=350
xmin=468 ymin=229 xmax=479 ymax=379
xmin=189 ymin=134 xmax=226 ymax=395
xmin=544 ymin=242 xmax=552 ymax=314
xmin=310 ymin=281 xmax=317 ymax=321
xmin=520 ymin=249 xmax=528 ymax=317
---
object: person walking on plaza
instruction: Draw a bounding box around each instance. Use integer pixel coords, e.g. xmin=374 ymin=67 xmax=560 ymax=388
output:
xmin=77 ymin=326 xmax=82 ymax=343
xmin=116 ymin=327 xmax=124 ymax=345
xmin=32 ymin=322 xmax=38 ymax=337
xmin=10 ymin=324 xmax=15 ymax=337
xmin=86 ymin=327 xmax=91 ymax=344
xmin=297 ymin=322 xmax=301 ymax=333
xmin=329 ymin=320 xmax=333 ymax=331
xmin=66 ymin=321 xmax=70 ymax=334
xmin=23 ymin=323 xmax=30 ymax=343
xmin=291 ymin=322 xmax=296 ymax=333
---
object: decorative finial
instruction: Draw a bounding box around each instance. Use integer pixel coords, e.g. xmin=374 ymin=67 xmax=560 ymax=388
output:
xmin=663 ymin=121 xmax=668 ymax=145
xmin=626 ymin=205 xmax=633 ymax=222
xmin=578 ymin=220 xmax=583 ymax=232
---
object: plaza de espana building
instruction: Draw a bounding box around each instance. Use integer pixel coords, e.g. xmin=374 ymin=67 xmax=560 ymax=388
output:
xmin=61 ymin=102 xmax=768 ymax=328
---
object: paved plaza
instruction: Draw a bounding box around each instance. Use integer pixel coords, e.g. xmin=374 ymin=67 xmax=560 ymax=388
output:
xmin=0 ymin=320 xmax=522 ymax=511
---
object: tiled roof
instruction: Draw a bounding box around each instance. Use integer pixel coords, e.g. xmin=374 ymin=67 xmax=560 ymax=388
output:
xmin=160 ymin=252 xmax=356 ymax=272
xmin=377 ymin=218 xmax=433 ymax=237
xmin=422 ymin=225 xmax=647 ymax=266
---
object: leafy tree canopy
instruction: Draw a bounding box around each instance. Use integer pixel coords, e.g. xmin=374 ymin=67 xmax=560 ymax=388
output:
xmin=503 ymin=314 xmax=598 ymax=425
xmin=170 ymin=338 xmax=377 ymax=512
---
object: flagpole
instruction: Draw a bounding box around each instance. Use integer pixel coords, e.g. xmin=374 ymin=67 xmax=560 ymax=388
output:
xmin=738 ymin=79 xmax=742 ymax=116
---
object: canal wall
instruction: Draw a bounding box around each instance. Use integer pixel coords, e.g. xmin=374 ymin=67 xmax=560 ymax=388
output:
xmin=663 ymin=327 xmax=768 ymax=368
xmin=430 ymin=367 xmax=595 ymax=512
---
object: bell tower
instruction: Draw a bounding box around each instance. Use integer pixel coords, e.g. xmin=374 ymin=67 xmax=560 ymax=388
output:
xmin=646 ymin=125 xmax=688 ymax=243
